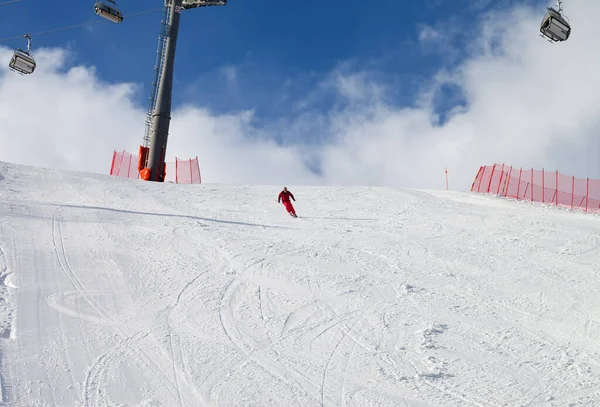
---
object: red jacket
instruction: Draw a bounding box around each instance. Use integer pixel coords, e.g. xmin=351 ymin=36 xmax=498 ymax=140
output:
xmin=278 ymin=190 xmax=295 ymax=203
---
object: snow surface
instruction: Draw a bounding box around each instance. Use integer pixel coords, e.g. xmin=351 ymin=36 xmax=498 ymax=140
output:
xmin=1 ymin=161 xmax=600 ymax=406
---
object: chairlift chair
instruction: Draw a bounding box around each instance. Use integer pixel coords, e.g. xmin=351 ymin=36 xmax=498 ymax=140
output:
xmin=9 ymin=34 xmax=35 ymax=75
xmin=94 ymin=0 xmax=123 ymax=23
xmin=540 ymin=6 xmax=571 ymax=42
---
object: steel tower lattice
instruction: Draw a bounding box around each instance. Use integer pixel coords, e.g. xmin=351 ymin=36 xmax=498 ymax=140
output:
xmin=144 ymin=0 xmax=227 ymax=182
xmin=143 ymin=4 xmax=171 ymax=151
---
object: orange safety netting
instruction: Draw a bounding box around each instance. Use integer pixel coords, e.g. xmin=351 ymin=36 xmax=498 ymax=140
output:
xmin=109 ymin=150 xmax=202 ymax=184
xmin=471 ymin=164 xmax=600 ymax=213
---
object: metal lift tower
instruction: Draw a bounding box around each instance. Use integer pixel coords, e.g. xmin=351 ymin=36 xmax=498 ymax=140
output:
xmin=145 ymin=0 xmax=227 ymax=182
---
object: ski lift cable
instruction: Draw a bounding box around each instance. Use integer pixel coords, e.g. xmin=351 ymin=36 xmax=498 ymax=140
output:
xmin=0 ymin=7 xmax=162 ymax=43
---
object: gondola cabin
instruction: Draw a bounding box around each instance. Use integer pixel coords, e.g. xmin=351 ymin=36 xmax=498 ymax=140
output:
xmin=9 ymin=49 xmax=36 ymax=75
xmin=540 ymin=7 xmax=571 ymax=42
xmin=94 ymin=0 xmax=123 ymax=23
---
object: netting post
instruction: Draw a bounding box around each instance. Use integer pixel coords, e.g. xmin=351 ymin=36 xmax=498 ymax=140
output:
xmin=530 ymin=168 xmax=534 ymax=201
xmin=505 ymin=166 xmax=513 ymax=197
xmin=197 ymin=156 xmax=201 ymax=183
xmin=571 ymin=176 xmax=575 ymax=209
xmin=110 ymin=151 xmax=117 ymax=175
xmin=516 ymin=167 xmax=522 ymax=199
xmin=190 ymin=158 xmax=193 ymax=184
xmin=496 ymin=164 xmax=505 ymax=195
xmin=477 ymin=166 xmax=486 ymax=192
xmin=175 ymin=158 xmax=179 ymax=183
xmin=486 ymin=164 xmax=497 ymax=193
xmin=555 ymin=170 xmax=558 ymax=205
xmin=586 ymin=177 xmax=589 ymax=212
xmin=542 ymin=168 xmax=545 ymax=203
xmin=118 ymin=151 xmax=126 ymax=177
xmin=470 ymin=166 xmax=481 ymax=192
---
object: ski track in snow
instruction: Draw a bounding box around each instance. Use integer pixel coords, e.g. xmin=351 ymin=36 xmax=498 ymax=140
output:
xmin=2 ymin=162 xmax=600 ymax=405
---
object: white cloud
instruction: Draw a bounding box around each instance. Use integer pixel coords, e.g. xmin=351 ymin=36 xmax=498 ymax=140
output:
xmin=334 ymin=71 xmax=386 ymax=103
xmin=0 ymin=47 xmax=144 ymax=173
xmin=417 ymin=16 xmax=466 ymax=64
xmin=167 ymin=106 xmax=321 ymax=185
xmin=220 ymin=65 xmax=237 ymax=85
xmin=1 ymin=0 xmax=599 ymax=191
xmin=418 ymin=25 xmax=442 ymax=43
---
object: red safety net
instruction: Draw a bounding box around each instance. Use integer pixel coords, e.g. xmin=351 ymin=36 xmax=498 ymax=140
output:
xmin=109 ymin=150 xmax=139 ymax=179
xmin=471 ymin=164 xmax=600 ymax=213
xmin=109 ymin=150 xmax=201 ymax=184
xmin=175 ymin=157 xmax=201 ymax=184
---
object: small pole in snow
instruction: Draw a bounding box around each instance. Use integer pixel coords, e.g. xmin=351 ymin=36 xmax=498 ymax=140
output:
xmin=445 ymin=167 xmax=449 ymax=191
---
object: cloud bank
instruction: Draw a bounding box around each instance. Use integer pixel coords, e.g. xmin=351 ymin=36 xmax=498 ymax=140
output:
xmin=1 ymin=0 xmax=599 ymax=190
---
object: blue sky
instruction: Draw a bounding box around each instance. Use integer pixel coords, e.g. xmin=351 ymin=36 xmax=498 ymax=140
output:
xmin=0 ymin=0 xmax=534 ymax=118
xmin=2 ymin=0 xmax=598 ymax=190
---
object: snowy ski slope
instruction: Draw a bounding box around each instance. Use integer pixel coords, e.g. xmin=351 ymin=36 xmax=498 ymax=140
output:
xmin=1 ymin=160 xmax=600 ymax=406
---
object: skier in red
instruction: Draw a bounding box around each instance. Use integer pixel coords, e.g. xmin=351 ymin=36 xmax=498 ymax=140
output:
xmin=278 ymin=187 xmax=297 ymax=218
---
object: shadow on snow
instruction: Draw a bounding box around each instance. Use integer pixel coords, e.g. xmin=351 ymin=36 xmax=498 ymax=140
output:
xmin=0 ymin=199 xmax=292 ymax=230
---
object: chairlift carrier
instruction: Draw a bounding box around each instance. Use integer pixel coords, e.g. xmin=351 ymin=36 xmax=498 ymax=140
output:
xmin=540 ymin=0 xmax=571 ymax=42
xmin=9 ymin=34 xmax=35 ymax=75
xmin=94 ymin=0 xmax=124 ymax=23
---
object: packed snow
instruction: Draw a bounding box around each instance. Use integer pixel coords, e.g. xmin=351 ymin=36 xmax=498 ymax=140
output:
xmin=1 ymin=160 xmax=600 ymax=406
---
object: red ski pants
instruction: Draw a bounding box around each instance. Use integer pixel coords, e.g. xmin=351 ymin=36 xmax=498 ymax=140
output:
xmin=282 ymin=201 xmax=296 ymax=215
